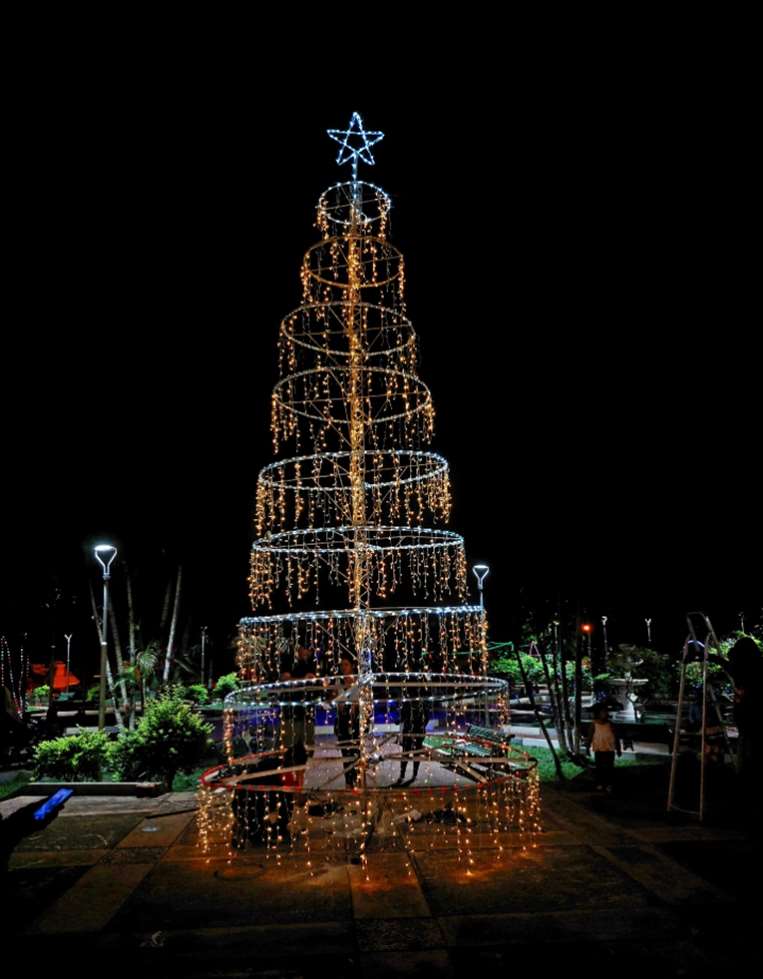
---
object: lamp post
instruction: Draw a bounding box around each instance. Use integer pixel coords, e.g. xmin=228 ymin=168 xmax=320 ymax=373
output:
xmin=472 ymin=564 xmax=490 ymax=609
xmin=472 ymin=564 xmax=490 ymax=724
xmin=581 ymin=622 xmax=593 ymax=666
xmin=94 ymin=544 xmax=117 ymax=731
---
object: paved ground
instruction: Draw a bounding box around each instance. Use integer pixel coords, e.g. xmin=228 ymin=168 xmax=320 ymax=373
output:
xmin=2 ymin=765 xmax=760 ymax=977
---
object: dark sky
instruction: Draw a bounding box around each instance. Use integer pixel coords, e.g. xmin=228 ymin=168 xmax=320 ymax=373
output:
xmin=4 ymin=73 xmax=760 ymax=674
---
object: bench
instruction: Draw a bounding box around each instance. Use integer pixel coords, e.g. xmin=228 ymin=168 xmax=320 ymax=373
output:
xmin=423 ymin=725 xmax=515 ymax=783
xmin=466 ymin=724 xmax=514 ymax=747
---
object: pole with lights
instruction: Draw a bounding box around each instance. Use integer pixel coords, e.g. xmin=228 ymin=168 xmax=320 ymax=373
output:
xmin=94 ymin=544 xmax=117 ymax=731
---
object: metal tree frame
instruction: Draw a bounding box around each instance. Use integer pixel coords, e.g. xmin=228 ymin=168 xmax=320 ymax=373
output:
xmin=199 ymin=115 xmax=540 ymax=871
xmin=240 ymin=125 xmax=489 ymax=752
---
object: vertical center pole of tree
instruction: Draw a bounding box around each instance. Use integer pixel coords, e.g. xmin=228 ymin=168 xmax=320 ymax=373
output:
xmin=347 ymin=177 xmax=373 ymax=786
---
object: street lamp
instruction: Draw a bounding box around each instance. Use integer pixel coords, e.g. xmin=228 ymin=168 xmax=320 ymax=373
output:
xmin=472 ymin=564 xmax=490 ymax=609
xmin=94 ymin=544 xmax=117 ymax=731
xmin=581 ymin=622 xmax=593 ymax=667
xmin=471 ymin=564 xmax=490 ymax=722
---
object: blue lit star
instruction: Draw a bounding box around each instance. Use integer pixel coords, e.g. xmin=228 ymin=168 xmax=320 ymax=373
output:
xmin=327 ymin=112 xmax=384 ymax=179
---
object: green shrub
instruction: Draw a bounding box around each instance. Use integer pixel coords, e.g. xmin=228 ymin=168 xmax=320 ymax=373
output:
xmin=492 ymin=653 xmax=592 ymax=692
xmin=32 ymin=684 xmax=50 ymax=703
xmin=110 ymin=692 xmax=213 ymax=791
xmin=33 ymin=730 xmax=112 ymax=781
xmin=492 ymin=654 xmax=546 ymax=688
xmin=212 ymin=673 xmax=239 ymax=700
xmin=681 ymin=659 xmax=730 ymax=692
xmin=187 ymin=684 xmax=209 ymax=706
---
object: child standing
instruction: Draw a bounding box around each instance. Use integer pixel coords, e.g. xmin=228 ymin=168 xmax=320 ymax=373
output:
xmin=585 ymin=703 xmax=622 ymax=792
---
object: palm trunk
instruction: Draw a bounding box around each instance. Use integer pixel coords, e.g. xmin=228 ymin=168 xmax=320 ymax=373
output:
xmin=126 ymin=568 xmax=139 ymax=725
xmin=126 ymin=567 xmax=137 ymax=662
xmin=109 ymin=605 xmax=128 ymax=705
xmin=519 ymin=643 xmax=565 ymax=781
xmin=159 ymin=573 xmax=174 ymax=641
xmin=88 ymin=582 xmax=125 ymax=729
xmin=540 ymin=641 xmax=571 ymax=771
xmin=109 ymin=603 xmax=135 ymax=730
xmin=558 ymin=626 xmax=575 ymax=757
xmin=163 ymin=565 xmax=183 ymax=683
xmin=574 ymin=632 xmax=583 ymax=756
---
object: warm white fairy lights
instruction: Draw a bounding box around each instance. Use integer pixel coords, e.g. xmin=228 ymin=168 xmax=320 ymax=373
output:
xmin=317 ymin=181 xmax=391 ymax=237
xmin=255 ymin=450 xmax=451 ymax=534
xmin=199 ymin=670 xmax=540 ymax=873
xmin=198 ymin=114 xmax=541 ymax=876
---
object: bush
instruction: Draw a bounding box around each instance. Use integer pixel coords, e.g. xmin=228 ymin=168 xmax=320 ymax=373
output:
xmin=492 ymin=654 xmax=547 ymax=689
xmin=33 ymin=730 xmax=112 ymax=781
xmin=212 ymin=673 xmax=239 ymax=700
xmin=681 ymin=659 xmax=730 ymax=692
xmin=493 ymin=652 xmax=593 ymax=693
xmin=110 ymin=692 xmax=213 ymax=791
xmin=187 ymin=684 xmax=209 ymax=706
xmin=32 ymin=684 xmax=50 ymax=704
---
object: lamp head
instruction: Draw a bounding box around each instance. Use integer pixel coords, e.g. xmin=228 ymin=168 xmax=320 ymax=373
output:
xmin=94 ymin=544 xmax=118 ymax=573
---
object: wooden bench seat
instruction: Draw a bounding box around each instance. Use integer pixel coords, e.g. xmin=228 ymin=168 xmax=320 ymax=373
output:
xmin=423 ymin=724 xmax=516 ymax=783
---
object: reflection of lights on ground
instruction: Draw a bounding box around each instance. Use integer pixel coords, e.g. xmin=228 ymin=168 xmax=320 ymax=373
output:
xmin=197 ymin=729 xmax=542 ymax=881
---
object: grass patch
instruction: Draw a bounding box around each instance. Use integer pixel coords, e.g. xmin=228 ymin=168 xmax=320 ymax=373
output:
xmin=518 ymin=744 xmax=649 ymax=782
xmin=518 ymin=745 xmax=583 ymax=782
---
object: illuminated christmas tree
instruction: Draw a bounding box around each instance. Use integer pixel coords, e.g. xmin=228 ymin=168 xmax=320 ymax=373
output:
xmin=199 ymin=115 xmax=540 ymax=871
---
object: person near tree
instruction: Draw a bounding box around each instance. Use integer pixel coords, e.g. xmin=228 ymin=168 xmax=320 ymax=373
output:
xmin=280 ymin=644 xmax=317 ymax=751
xmin=333 ymin=654 xmax=360 ymax=788
xmin=584 ymin=702 xmax=622 ymax=792
xmin=395 ymin=689 xmax=428 ymax=785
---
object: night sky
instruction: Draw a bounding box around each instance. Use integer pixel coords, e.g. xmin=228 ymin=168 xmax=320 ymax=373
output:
xmin=4 ymin=79 xmax=760 ymax=680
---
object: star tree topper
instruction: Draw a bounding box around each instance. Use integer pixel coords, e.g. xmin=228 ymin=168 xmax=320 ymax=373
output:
xmin=327 ymin=112 xmax=384 ymax=182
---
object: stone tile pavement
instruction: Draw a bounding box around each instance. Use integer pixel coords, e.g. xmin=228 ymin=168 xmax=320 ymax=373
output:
xmin=1 ymin=782 xmax=759 ymax=977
